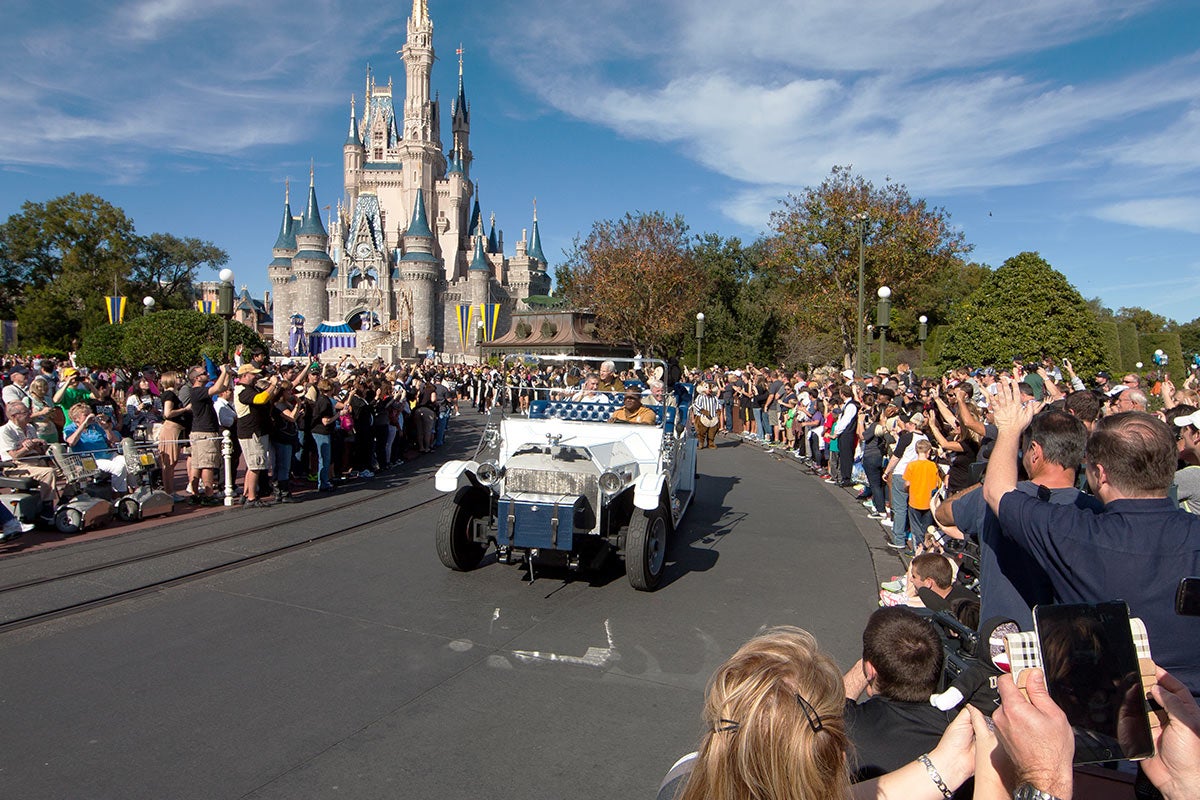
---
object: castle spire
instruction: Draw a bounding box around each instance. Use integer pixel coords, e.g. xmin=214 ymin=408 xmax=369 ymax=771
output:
xmin=405 ymin=188 xmax=434 ymax=239
xmin=468 ymin=229 xmax=490 ymax=272
xmin=345 ymin=95 xmax=362 ymax=146
xmin=453 ymin=43 xmax=468 ymax=119
xmin=296 ymin=164 xmax=327 ymax=238
xmin=272 ymin=181 xmax=296 ymax=250
xmin=529 ymin=199 xmax=547 ymax=264
xmin=468 ymin=183 xmax=482 ymax=240
xmin=487 ymin=212 xmax=499 ymax=254
xmin=412 ymin=0 xmax=428 ymax=24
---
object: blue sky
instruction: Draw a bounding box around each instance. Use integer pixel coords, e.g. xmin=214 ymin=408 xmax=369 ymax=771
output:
xmin=2 ymin=0 xmax=1199 ymax=324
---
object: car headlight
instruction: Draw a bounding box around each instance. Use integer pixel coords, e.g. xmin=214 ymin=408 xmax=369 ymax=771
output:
xmin=599 ymin=469 xmax=623 ymax=495
xmin=476 ymin=461 xmax=503 ymax=486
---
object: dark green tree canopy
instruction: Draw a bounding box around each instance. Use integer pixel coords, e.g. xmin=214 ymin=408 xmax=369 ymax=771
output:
xmin=1 ymin=194 xmax=228 ymax=350
xmin=937 ymin=251 xmax=1107 ymax=375
xmin=79 ymin=310 xmax=265 ymax=371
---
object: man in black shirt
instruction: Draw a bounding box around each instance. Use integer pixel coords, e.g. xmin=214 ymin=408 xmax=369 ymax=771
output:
xmin=842 ymin=607 xmax=953 ymax=781
xmin=233 ymin=365 xmax=281 ymax=506
xmin=187 ymin=364 xmax=231 ymax=504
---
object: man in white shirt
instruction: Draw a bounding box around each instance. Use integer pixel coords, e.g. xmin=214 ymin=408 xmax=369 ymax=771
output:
xmin=1 ymin=401 xmax=58 ymax=506
xmin=2 ymin=367 xmax=31 ymax=407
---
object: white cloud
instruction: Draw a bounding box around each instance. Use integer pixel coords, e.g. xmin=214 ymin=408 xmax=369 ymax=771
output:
xmin=1093 ymin=198 xmax=1200 ymax=234
xmin=503 ymin=0 xmax=1199 ymax=233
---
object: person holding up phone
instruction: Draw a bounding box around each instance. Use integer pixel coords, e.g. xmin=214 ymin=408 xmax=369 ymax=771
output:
xmin=982 ymin=379 xmax=1200 ymax=696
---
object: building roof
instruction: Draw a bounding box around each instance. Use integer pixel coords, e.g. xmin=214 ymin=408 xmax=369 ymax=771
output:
xmin=293 ymin=248 xmax=333 ymax=263
xmin=344 ymin=96 xmax=362 ymax=147
xmin=272 ymin=186 xmax=296 ymax=250
xmin=295 ymin=177 xmax=327 ymax=238
xmin=529 ymin=216 xmax=547 ymax=264
xmin=404 ymin=188 xmax=434 ymax=239
xmin=469 ymin=232 xmax=490 ymax=272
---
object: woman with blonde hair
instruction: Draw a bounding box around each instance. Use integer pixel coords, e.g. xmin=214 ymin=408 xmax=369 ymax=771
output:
xmin=157 ymin=371 xmax=189 ymax=498
xmin=659 ymin=626 xmax=976 ymax=800
xmin=27 ymin=377 xmax=61 ymax=444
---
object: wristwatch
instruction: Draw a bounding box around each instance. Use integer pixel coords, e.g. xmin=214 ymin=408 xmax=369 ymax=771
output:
xmin=1013 ymin=784 xmax=1064 ymax=800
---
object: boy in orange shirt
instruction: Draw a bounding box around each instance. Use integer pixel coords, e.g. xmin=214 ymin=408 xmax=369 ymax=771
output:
xmin=902 ymin=439 xmax=941 ymax=552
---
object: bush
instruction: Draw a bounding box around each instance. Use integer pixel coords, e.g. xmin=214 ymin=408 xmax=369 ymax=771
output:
xmin=937 ymin=252 xmax=1105 ymax=375
xmin=116 ymin=310 xmax=266 ymax=370
xmin=1137 ymin=332 xmax=1184 ymax=383
xmin=77 ymin=323 xmax=127 ymax=368
xmin=1117 ymin=323 xmax=1139 ymax=372
xmin=1097 ymin=321 xmax=1121 ymax=374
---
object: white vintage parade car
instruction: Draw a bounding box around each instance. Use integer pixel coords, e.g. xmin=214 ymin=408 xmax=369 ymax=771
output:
xmin=434 ymin=356 xmax=696 ymax=590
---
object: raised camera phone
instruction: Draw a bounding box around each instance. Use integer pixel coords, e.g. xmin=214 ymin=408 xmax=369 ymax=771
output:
xmin=1176 ymin=577 xmax=1200 ymax=616
xmin=1032 ymin=601 xmax=1155 ymax=763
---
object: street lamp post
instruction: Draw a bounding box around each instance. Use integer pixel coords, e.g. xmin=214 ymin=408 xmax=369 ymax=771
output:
xmin=854 ymin=213 xmax=869 ymax=376
xmin=918 ymin=315 xmax=928 ymax=369
xmin=695 ymin=312 xmax=705 ymax=371
xmin=217 ymin=268 xmax=235 ymax=362
xmin=876 ymin=286 xmax=892 ymax=372
xmin=142 ymin=296 xmax=155 ymax=316
xmin=477 ymin=319 xmax=485 ymax=365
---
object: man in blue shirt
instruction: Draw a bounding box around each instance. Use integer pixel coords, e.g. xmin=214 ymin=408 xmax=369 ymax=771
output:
xmin=984 ymin=382 xmax=1200 ymax=696
xmin=935 ymin=409 xmax=1103 ymax=628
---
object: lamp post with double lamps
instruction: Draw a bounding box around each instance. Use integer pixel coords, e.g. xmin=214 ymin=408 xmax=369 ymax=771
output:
xmin=854 ymin=212 xmax=869 ymax=376
xmin=695 ymin=312 xmax=705 ymax=371
xmin=217 ymin=268 xmax=235 ymax=362
xmin=918 ymin=315 xmax=928 ymax=369
xmin=876 ymin=286 xmax=892 ymax=372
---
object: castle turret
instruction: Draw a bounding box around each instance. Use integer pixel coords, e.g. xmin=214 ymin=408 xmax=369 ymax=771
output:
xmin=451 ymin=43 xmax=471 ymax=179
xmin=290 ymin=169 xmax=333 ymax=327
xmin=267 ymin=182 xmax=297 ymax=343
xmin=398 ymin=188 xmax=440 ymax=351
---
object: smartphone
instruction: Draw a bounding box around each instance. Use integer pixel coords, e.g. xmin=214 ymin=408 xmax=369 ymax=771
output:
xmin=1033 ymin=601 xmax=1154 ymax=763
xmin=1176 ymin=577 xmax=1200 ymax=616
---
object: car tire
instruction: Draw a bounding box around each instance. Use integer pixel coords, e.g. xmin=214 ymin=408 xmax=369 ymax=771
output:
xmin=436 ymin=488 xmax=488 ymax=571
xmin=626 ymin=502 xmax=669 ymax=591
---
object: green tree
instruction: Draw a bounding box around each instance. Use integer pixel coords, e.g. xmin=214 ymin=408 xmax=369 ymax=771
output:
xmin=0 ymin=194 xmax=139 ymax=325
xmin=766 ymin=165 xmax=972 ymax=368
xmin=557 ymin=212 xmax=707 ymax=356
xmin=114 ymin=310 xmax=266 ymax=370
xmin=130 ymin=233 xmax=228 ymax=309
xmin=75 ymin=320 xmax=127 ymax=368
xmin=937 ymin=252 xmax=1106 ymax=374
xmin=1116 ymin=306 xmax=1169 ymax=335
xmin=691 ymin=234 xmax=782 ymax=366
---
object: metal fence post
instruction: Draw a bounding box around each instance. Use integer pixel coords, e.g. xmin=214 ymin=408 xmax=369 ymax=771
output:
xmin=222 ymin=429 xmax=235 ymax=506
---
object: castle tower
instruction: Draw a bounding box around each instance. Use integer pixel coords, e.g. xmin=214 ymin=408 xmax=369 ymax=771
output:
xmin=267 ymin=181 xmax=296 ymax=325
xmin=290 ymin=169 xmax=333 ymax=327
xmin=467 ymin=225 xmax=491 ymax=309
xmin=398 ymin=188 xmax=440 ymax=350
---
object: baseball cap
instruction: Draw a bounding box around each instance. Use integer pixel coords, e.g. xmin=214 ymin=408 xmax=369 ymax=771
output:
xmin=1106 ymin=384 xmax=1128 ymax=398
xmin=1175 ymin=411 xmax=1200 ymax=428
xmin=841 ymin=369 xmax=855 ymax=380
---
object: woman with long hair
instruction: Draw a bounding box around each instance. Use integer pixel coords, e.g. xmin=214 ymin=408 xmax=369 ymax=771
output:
xmin=27 ymin=377 xmax=60 ymax=444
xmin=157 ymin=371 xmax=189 ymax=498
xmin=660 ymin=626 xmax=977 ymax=800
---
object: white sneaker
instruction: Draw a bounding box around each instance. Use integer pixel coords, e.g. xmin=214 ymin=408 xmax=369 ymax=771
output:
xmin=879 ymin=519 xmax=893 ymax=528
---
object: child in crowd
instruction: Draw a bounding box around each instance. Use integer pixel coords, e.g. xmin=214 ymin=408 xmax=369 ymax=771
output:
xmin=902 ymin=439 xmax=941 ymax=550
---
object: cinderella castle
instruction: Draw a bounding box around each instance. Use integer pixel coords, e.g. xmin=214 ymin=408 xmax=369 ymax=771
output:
xmin=266 ymin=0 xmax=550 ymax=359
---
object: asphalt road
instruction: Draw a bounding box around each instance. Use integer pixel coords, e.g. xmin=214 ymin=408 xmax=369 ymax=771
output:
xmin=0 ymin=420 xmax=897 ymax=799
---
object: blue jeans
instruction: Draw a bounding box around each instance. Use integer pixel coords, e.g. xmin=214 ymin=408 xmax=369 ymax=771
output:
xmin=752 ymin=407 xmax=766 ymax=437
xmin=435 ymin=410 xmax=450 ymax=447
xmin=312 ymin=433 xmax=332 ymax=489
xmin=890 ymin=476 xmax=910 ymax=546
xmin=273 ymin=442 xmax=293 ymax=483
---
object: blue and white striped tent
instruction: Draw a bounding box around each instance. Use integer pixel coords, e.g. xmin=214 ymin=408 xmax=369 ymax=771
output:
xmin=309 ymin=321 xmax=357 ymax=355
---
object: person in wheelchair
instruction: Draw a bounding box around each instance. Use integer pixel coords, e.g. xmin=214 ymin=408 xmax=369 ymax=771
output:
xmin=1 ymin=400 xmax=60 ymax=513
xmin=62 ymin=402 xmax=129 ymax=493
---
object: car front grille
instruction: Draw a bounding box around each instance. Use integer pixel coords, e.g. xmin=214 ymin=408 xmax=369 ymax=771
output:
xmin=505 ymin=469 xmax=598 ymax=498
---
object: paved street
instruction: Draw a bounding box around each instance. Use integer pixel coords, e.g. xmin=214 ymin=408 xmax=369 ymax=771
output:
xmin=0 ymin=421 xmax=897 ymax=799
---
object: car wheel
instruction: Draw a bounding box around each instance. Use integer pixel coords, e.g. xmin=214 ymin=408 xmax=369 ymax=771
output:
xmin=626 ymin=503 xmax=669 ymax=591
xmin=55 ymin=507 xmax=84 ymax=535
xmin=436 ymin=488 xmax=488 ymax=571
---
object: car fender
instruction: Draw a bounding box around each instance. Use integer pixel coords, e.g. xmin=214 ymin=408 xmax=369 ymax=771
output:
xmin=435 ymin=460 xmax=474 ymax=492
xmin=633 ymin=471 xmax=665 ymax=510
